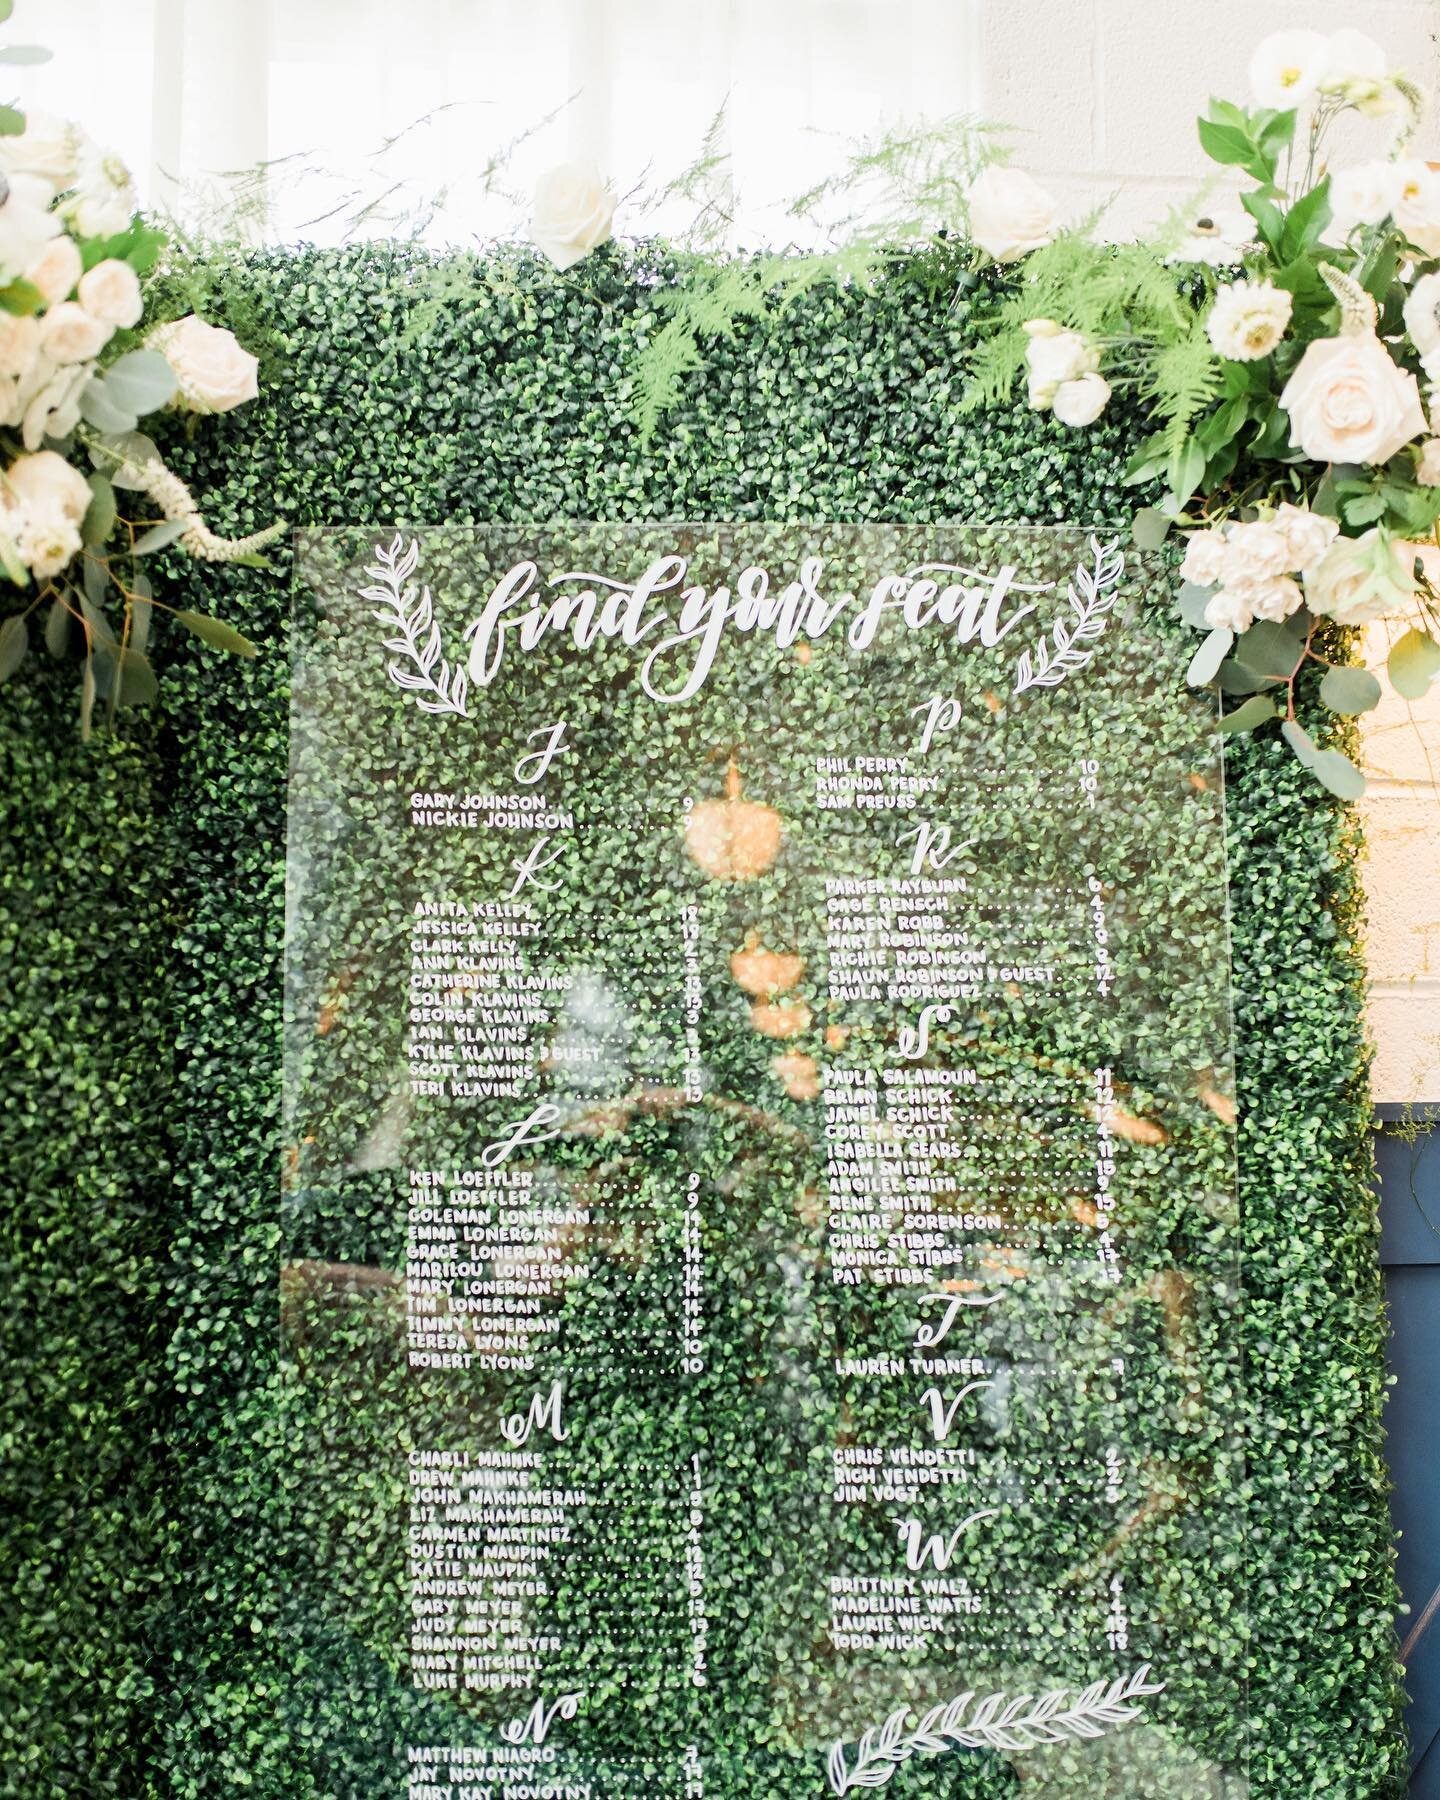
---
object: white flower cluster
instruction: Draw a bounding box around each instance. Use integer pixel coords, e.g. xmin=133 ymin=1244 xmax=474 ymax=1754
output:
xmin=0 ymin=447 xmax=95 ymax=580
xmin=1022 ymin=320 xmax=1111 ymax=426
xmin=1181 ymin=505 xmax=1339 ymax=632
xmin=0 ymin=111 xmax=147 ymax=455
xmin=965 ymin=165 xmax=1058 ymax=264
xmin=1249 ymin=27 xmax=1399 ymax=115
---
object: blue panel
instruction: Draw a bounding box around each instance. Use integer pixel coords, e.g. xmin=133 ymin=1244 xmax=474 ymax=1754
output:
xmin=1387 ymin=1264 xmax=1440 ymax=1776
xmin=1378 ymin=1113 xmax=1440 ymax=1268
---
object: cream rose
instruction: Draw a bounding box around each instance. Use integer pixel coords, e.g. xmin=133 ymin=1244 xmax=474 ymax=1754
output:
xmin=38 ymin=300 xmax=112 ymax=365
xmin=5 ymin=447 xmax=93 ymax=524
xmin=1279 ymin=332 xmax=1425 ymax=464
xmin=1051 ymin=372 xmax=1111 ymax=426
xmin=147 ymin=315 xmax=259 ymax=414
xmin=531 ymin=163 xmax=616 ymax=271
xmin=24 ymin=236 xmax=82 ymax=307
xmin=1246 ymin=575 xmax=1304 ymax=622
xmin=966 ymin=165 xmax=1057 ymax=263
xmin=1204 ymin=588 xmax=1255 ymax=633
xmin=77 ymin=258 xmax=143 ymax=328
xmin=0 ymin=111 xmax=82 ymax=194
xmin=0 ymin=312 xmax=41 ymax=382
xmin=1304 ymin=529 xmax=1416 ymax=625
xmin=1417 ymin=440 xmax=1440 ymax=485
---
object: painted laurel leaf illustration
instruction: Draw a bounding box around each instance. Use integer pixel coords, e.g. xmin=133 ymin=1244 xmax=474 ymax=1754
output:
xmin=826 ymin=1665 xmax=1165 ymax=1794
xmin=361 ymin=532 xmax=470 ymax=716
xmin=1012 ymin=535 xmax=1125 ymax=695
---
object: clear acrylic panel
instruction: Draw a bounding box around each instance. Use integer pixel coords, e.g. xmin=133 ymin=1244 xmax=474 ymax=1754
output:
xmin=283 ymin=524 xmax=1244 ymax=1798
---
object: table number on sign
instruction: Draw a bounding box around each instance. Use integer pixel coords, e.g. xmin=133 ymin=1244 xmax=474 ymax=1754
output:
xmin=282 ymin=523 xmax=1243 ymax=1798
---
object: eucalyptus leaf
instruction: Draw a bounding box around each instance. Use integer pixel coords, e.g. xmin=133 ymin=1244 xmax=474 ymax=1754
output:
xmin=79 ymin=654 xmax=95 ymax=741
xmin=0 ymin=104 xmax=24 ymax=137
xmin=1187 ymin=625 xmax=1232 ymax=687
xmin=130 ymin=596 xmax=152 ymax=654
xmin=1388 ymin=627 xmax=1440 ymax=700
xmin=0 ymin=527 xmax=26 ymax=587
xmin=43 ymin=596 xmax=70 ymax=658
xmin=0 ymin=610 xmax=25 ymax=681
xmin=1217 ymin=660 xmax=1275 ymax=695
xmin=102 ymin=350 xmax=176 ymax=418
xmin=1176 ymin=581 xmax=1213 ymax=628
xmin=1218 ymin=694 xmax=1277 ymax=733
xmin=1309 ymin=747 xmax=1366 ymax=799
xmin=1234 ymin=618 xmax=1303 ymax=680
xmin=81 ymin=554 xmax=106 ymax=610
xmin=1281 ymin=718 xmax=1318 ymax=765
xmin=89 ymin=430 xmax=162 ymax=491
xmin=82 ymin=474 xmax=116 ymax=549
xmin=1319 ymin=665 xmax=1382 ymax=715
xmin=174 ymin=610 xmax=258 ymax=658
xmin=109 ymin=645 xmax=158 ymax=708
xmin=1131 ymin=508 xmax=1172 ymax=551
xmin=0 ymin=44 xmax=52 ymax=64
xmin=80 ymin=376 xmax=139 ymax=437
xmin=78 ymin=595 xmax=116 ymax=650
xmin=133 ymin=518 xmax=190 ymax=556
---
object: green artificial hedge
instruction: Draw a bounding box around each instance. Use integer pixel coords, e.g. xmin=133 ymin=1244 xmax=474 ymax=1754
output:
xmin=0 ymin=242 xmax=1405 ymax=1797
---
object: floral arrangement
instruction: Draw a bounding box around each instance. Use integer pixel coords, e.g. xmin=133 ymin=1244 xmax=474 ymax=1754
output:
xmin=0 ymin=23 xmax=280 ymax=734
xmin=956 ymin=25 xmax=1440 ymax=793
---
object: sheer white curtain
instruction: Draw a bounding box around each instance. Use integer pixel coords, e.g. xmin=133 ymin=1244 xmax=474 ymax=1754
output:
xmin=23 ymin=0 xmax=983 ymax=245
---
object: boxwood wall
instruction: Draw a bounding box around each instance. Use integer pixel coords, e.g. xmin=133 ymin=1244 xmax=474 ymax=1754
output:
xmin=0 ymin=243 xmax=1405 ymax=1797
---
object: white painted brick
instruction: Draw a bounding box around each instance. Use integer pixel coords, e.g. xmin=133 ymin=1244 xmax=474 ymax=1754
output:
xmin=981 ymin=0 xmax=1099 ymax=169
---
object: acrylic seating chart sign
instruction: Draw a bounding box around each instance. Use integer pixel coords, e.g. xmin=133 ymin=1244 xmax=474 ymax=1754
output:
xmin=282 ymin=524 xmax=1245 ymax=1799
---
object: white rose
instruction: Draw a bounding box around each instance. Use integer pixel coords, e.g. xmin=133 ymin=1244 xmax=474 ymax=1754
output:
xmin=1051 ymin=372 xmax=1111 ymax=426
xmin=1418 ymin=439 xmax=1440 ymax=485
xmin=15 ymin=511 xmax=81 ymax=580
xmin=1331 ymin=161 xmax=1399 ymax=234
xmin=24 ymin=235 xmax=82 ymax=307
xmin=1279 ymin=332 xmax=1425 ymax=464
xmin=38 ymin=299 xmax=112 ymax=365
xmin=1204 ymin=588 xmax=1255 ymax=633
xmin=1206 ymin=278 xmax=1292 ymax=361
xmin=64 ymin=143 xmax=138 ymax=239
xmin=1404 ymin=270 xmax=1440 ymax=356
xmin=77 ymin=257 xmax=142 ymax=328
xmin=20 ymin=361 xmax=89 ymax=449
xmin=1248 ymin=29 xmax=1330 ymax=109
xmin=1423 ymin=343 xmax=1440 ymax=388
xmin=530 ymin=162 xmax=616 ymax=271
xmin=965 ymin=165 xmax=1057 ymax=263
xmin=1304 ymin=528 xmax=1416 ymax=625
xmin=1247 ymin=575 xmax=1305 ymax=621
xmin=1180 ymin=529 xmax=1229 ymax=588
xmin=1221 ymin=520 xmax=1293 ymax=583
xmin=1273 ymin=502 xmax=1339 ymax=567
xmin=0 ymin=172 xmax=60 ymax=284
xmin=0 ymin=311 xmax=40 ymax=381
xmin=0 ymin=112 xmax=83 ymax=194
xmin=147 ymin=315 xmax=259 ymax=414
xmin=1391 ymin=161 xmax=1440 ymax=257
xmin=1025 ymin=328 xmax=1096 ymax=386
xmin=5 ymin=447 xmax=93 ymax=524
